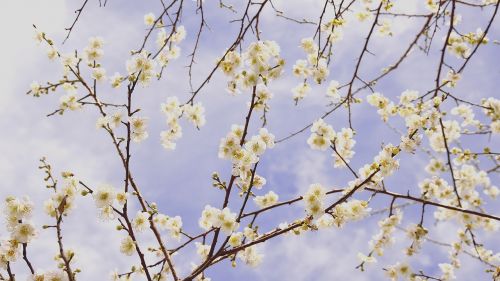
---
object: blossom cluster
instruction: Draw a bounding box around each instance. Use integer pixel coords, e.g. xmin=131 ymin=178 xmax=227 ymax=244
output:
xmin=31 ymin=270 xmax=70 ymax=281
xmin=125 ymin=51 xmax=157 ymax=86
xmin=291 ymin=38 xmax=330 ymax=102
xmin=425 ymin=158 xmax=447 ymax=174
xmin=253 ymin=191 xmax=278 ymax=209
xmin=98 ymin=113 xmax=151 ymax=144
xmin=96 ymin=111 xmax=123 ymax=130
xmin=482 ymin=97 xmax=500 ymax=134
xmin=422 ymin=164 xmax=498 ymax=227
xmin=219 ymin=41 xmax=284 ymax=95
xmin=307 ymin=119 xmax=356 ymax=168
xmin=385 ymin=261 xmax=456 ymax=281
xmin=130 ymin=116 xmax=149 ymax=143
xmin=405 ymin=223 xmax=428 ymax=256
xmin=447 ymin=28 xmax=488 ymax=59
xmin=427 ymin=120 xmax=461 ymax=152
xmin=154 ymin=213 xmax=183 ymax=241
xmin=124 ymin=24 xmax=186 ymax=86
xmin=419 ymin=177 xmax=454 ymax=202
xmin=198 ymin=205 xmax=238 ymax=235
xmin=238 ymin=246 xmax=263 ymax=267
xmin=291 ymin=15 xmax=348 ymax=103
xmin=1 ymin=197 xmax=36 ymax=269
xmin=302 ymin=183 xmax=370 ymax=228
xmin=44 ymin=173 xmax=80 ymax=217
xmin=366 ymin=90 xmax=429 ymax=131
xmin=218 ymin=126 xmax=275 ymax=191
xmin=328 ymin=199 xmax=371 ymax=228
xmin=358 ymin=211 xmax=403 ymax=268
xmin=85 ymin=37 xmax=104 ymax=64
xmin=367 ymin=92 xmax=397 ymax=122
xmin=316 ymin=199 xmax=371 ymax=228
xmin=353 ymin=143 xmax=400 ymax=192
xmin=59 ymin=92 xmax=82 ymax=113
xmin=92 ymin=184 xmax=127 ymax=220
xmin=384 ymin=262 xmax=413 ymax=281
xmin=231 ymin=227 xmax=263 ymax=267
xmin=156 ymin=26 xmax=185 ymax=67
xmin=160 ymin=96 xmax=206 ymax=150
xmin=364 ymin=211 xmax=403 ymax=262
xmin=303 ymin=183 xmax=328 ymax=218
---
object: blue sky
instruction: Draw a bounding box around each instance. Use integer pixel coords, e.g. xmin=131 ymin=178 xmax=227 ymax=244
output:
xmin=1 ymin=0 xmax=499 ymax=280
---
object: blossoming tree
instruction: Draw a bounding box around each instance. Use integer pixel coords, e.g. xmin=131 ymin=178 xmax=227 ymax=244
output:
xmin=3 ymin=0 xmax=500 ymax=280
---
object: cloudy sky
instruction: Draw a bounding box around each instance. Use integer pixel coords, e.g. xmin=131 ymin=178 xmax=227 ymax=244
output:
xmin=1 ymin=0 xmax=499 ymax=280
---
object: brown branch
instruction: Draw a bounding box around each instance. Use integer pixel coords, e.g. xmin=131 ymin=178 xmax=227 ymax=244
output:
xmin=63 ymin=0 xmax=89 ymax=44
xmin=276 ymin=13 xmax=433 ymax=144
xmin=55 ymin=198 xmax=75 ymax=281
xmin=186 ymin=0 xmax=269 ymax=104
xmin=438 ymin=116 xmax=462 ymax=207
xmin=6 ymin=262 xmax=14 ymax=281
xmin=344 ymin=1 xmax=383 ymax=129
xmin=188 ymin=0 xmax=208 ymax=92
xmin=22 ymin=243 xmax=35 ymax=275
